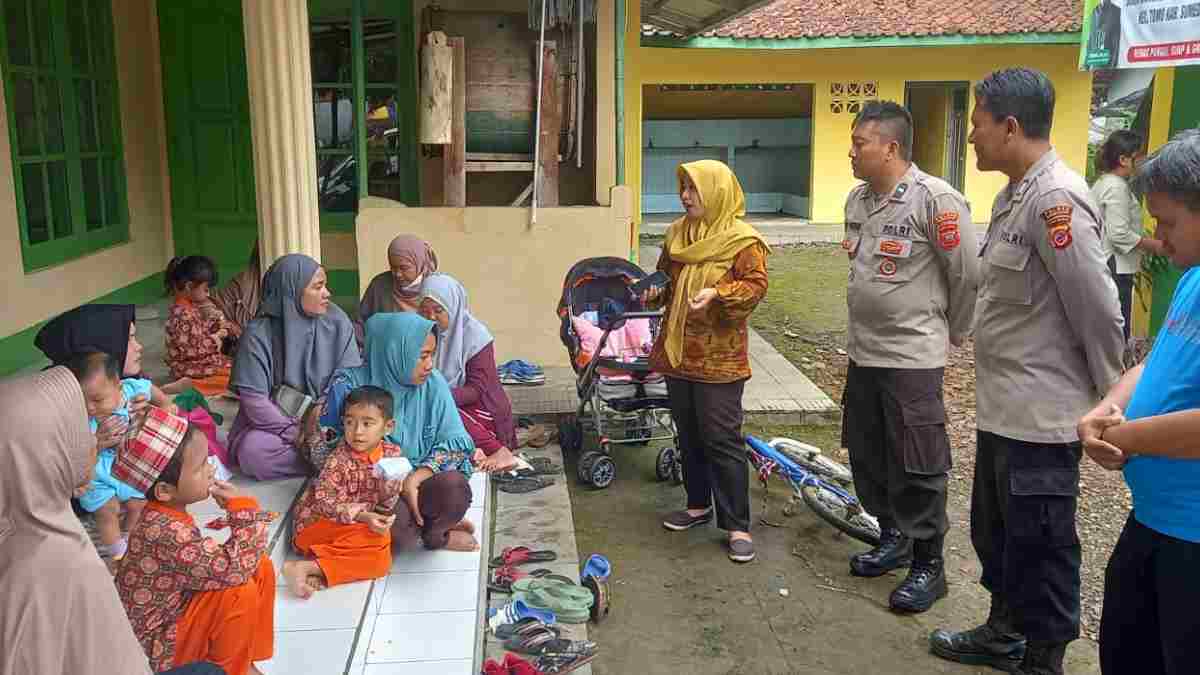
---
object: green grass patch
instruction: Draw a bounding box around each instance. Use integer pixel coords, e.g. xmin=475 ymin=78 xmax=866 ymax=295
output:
xmin=753 ymin=244 xmax=848 ymax=337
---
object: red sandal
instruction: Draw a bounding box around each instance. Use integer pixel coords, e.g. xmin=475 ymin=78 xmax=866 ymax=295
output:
xmin=489 ymin=546 xmax=559 ymax=568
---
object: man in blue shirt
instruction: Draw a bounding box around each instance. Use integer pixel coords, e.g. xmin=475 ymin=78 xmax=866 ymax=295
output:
xmin=1078 ymin=128 xmax=1200 ymax=674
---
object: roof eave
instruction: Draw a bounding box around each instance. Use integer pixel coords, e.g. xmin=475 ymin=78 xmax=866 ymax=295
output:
xmin=641 ymin=31 xmax=1083 ymax=50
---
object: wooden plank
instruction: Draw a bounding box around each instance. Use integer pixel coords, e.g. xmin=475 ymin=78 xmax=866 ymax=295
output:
xmin=468 ymin=83 xmax=536 ymax=113
xmin=536 ymin=41 xmax=561 ymax=207
xmin=465 ymin=152 xmax=533 ymax=161
xmin=443 ymin=37 xmax=466 ymax=207
xmin=465 ymin=161 xmax=534 ymax=172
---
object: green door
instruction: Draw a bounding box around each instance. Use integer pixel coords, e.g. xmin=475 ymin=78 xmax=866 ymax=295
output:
xmin=158 ymin=0 xmax=257 ymax=278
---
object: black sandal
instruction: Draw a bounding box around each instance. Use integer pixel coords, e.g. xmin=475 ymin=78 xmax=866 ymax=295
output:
xmin=495 ymin=474 xmax=555 ymax=494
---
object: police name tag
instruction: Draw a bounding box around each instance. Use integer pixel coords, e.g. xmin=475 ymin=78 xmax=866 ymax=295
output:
xmin=874 ymin=238 xmax=913 ymax=258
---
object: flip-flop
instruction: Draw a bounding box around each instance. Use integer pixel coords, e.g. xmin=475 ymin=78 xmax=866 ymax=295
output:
xmin=504 ymin=627 xmax=598 ymax=658
xmin=489 ymin=566 xmax=555 ymax=593
xmin=512 ymin=578 xmax=594 ymax=624
xmin=533 ymin=652 xmax=597 ymax=674
xmin=518 ymin=455 xmax=560 ymax=474
xmin=487 ymin=600 xmax=556 ymax=633
xmin=580 ymin=553 xmax=611 ymax=583
xmin=494 ymin=617 xmax=562 ymax=641
xmin=496 ymin=475 xmax=555 ymax=494
xmin=490 ymin=546 xmax=559 ymax=568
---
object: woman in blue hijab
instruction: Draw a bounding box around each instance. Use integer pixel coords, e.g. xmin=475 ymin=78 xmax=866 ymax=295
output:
xmin=320 ymin=312 xmax=477 ymax=551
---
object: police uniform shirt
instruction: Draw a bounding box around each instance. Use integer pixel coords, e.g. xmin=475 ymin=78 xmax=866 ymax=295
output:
xmin=975 ymin=149 xmax=1125 ymax=444
xmin=844 ymin=163 xmax=980 ymax=369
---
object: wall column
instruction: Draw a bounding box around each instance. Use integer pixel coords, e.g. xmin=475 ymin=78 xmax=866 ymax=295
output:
xmin=242 ymin=0 xmax=321 ymax=268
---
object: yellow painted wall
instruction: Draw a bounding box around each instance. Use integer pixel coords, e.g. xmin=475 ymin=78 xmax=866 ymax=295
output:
xmin=622 ymin=4 xmax=1092 ymax=224
xmin=1132 ymin=67 xmax=1177 ymax=338
xmin=909 ymin=86 xmax=951 ymax=179
xmin=356 ymin=189 xmax=633 ymax=365
xmin=0 ymin=0 xmax=172 ymax=338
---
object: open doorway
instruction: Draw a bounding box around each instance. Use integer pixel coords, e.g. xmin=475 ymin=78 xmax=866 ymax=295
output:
xmin=641 ymin=83 xmax=814 ymax=222
xmin=905 ymin=82 xmax=969 ymax=193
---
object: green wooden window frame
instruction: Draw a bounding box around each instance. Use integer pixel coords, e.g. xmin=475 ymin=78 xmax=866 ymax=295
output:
xmin=0 ymin=0 xmax=129 ymax=273
xmin=311 ymin=0 xmax=418 ymax=233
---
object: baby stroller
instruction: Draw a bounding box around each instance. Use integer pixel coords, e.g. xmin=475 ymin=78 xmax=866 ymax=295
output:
xmin=556 ymin=256 xmax=681 ymax=489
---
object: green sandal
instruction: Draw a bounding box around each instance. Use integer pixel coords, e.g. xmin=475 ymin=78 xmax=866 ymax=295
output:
xmin=512 ymin=577 xmax=595 ymax=624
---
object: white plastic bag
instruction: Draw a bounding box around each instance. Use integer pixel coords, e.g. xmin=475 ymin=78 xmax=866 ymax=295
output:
xmin=373 ymin=457 xmax=414 ymax=482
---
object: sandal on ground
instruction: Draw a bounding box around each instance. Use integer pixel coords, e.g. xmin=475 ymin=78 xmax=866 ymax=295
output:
xmin=490 ymin=546 xmax=560 ymax=568
xmin=487 ymin=600 xmax=556 ymax=633
xmin=517 ymin=454 xmax=560 ymax=475
xmin=496 ymin=474 xmax=555 ymax=494
xmin=512 ymin=577 xmax=595 ymax=624
xmin=489 ymin=566 xmax=555 ymax=594
xmin=504 ymin=626 xmax=598 ymax=657
xmin=533 ymin=652 xmax=597 ymax=674
xmin=494 ymin=617 xmax=562 ymax=641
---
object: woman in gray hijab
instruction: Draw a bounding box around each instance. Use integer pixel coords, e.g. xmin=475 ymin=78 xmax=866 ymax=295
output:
xmin=228 ymin=254 xmax=361 ymax=479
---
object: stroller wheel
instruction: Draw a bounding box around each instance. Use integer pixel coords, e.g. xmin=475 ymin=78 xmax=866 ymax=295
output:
xmin=655 ymin=447 xmax=676 ymax=482
xmin=559 ymin=417 xmax=582 ymax=452
xmin=578 ymin=451 xmax=601 ymax=484
xmin=671 ymin=454 xmax=684 ymax=485
xmin=588 ymin=455 xmax=616 ymax=489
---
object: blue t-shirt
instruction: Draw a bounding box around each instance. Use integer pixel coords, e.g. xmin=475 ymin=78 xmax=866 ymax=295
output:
xmin=88 ymin=378 xmax=154 ymax=451
xmin=1124 ymin=267 xmax=1200 ymax=543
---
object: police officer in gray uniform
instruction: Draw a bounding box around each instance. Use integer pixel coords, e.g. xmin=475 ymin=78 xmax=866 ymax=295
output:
xmin=930 ymin=68 xmax=1124 ymax=675
xmin=842 ymin=101 xmax=980 ymax=613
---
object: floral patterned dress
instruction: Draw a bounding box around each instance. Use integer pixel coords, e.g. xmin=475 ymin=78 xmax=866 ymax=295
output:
xmin=165 ymin=298 xmax=234 ymax=381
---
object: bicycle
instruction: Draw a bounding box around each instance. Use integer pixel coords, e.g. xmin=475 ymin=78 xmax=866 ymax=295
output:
xmin=745 ymin=434 xmax=881 ymax=546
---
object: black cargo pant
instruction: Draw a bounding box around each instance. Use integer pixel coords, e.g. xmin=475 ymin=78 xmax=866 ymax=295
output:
xmin=842 ymin=362 xmax=950 ymax=540
xmin=972 ymin=431 xmax=1082 ymax=644
xmin=666 ymin=377 xmax=750 ymax=533
xmin=1099 ymin=515 xmax=1200 ymax=674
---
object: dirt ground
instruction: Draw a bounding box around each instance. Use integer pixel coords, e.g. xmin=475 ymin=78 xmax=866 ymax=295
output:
xmin=569 ymin=243 xmax=1115 ymax=674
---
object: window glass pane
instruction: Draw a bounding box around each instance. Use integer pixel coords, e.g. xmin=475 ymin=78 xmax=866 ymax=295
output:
xmin=310 ymin=19 xmax=352 ymax=83
xmin=96 ymin=82 xmax=114 ymax=150
xmin=5 ymin=0 xmax=31 ymax=66
xmin=21 ymin=164 xmax=47 ymax=244
xmin=76 ymin=79 xmax=96 ymax=152
xmin=68 ymin=1 xmax=91 ymax=71
xmin=364 ymin=19 xmax=396 ymax=84
xmin=366 ymin=92 xmax=401 ymax=201
xmin=90 ymin=0 xmax=112 ymax=72
xmin=105 ymin=157 xmax=123 ymax=225
xmin=47 ymin=160 xmax=71 ymax=238
xmin=314 ymin=88 xmax=355 ymax=150
xmin=12 ymin=74 xmax=39 ymax=155
xmin=31 ymin=0 xmax=53 ymax=67
xmin=82 ymin=157 xmax=103 ymax=227
xmin=317 ymin=153 xmax=357 ymax=212
xmin=40 ymin=76 xmax=63 ymax=153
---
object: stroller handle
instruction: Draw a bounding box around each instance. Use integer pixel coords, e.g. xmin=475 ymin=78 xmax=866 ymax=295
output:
xmin=612 ymin=310 xmax=664 ymax=320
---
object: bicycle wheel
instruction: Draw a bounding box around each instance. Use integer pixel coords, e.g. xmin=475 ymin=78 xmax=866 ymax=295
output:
xmin=800 ymin=483 xmax=881 ymax=546
xmin=769 ymin=437 xmax=854 ymax=485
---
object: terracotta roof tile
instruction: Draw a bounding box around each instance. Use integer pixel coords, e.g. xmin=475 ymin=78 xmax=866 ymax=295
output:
xmin=643 ymin=0 xmax=1081 ymax=39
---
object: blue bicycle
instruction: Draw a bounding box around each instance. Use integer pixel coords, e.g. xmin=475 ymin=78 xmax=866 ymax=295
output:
xmin=745 ymin=434 xmax=881 ymax=546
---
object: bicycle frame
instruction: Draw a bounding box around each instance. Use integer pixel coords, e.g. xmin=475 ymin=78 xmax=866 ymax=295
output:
xmin=744 ymin=434 xmax=860 ymax=506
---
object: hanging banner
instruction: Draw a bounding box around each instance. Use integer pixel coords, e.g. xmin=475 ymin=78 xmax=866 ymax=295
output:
xmin=1080 ymin=0 xmax=1200 ymax=70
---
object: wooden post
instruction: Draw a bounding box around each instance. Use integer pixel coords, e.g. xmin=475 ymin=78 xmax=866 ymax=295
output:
xmin=420 ymin=31 xmax=452 ymax=144
xmin=536 ymin=41 xmax=561 ymax=207
xmin=443 ymin=37 xmax=466 ymax=206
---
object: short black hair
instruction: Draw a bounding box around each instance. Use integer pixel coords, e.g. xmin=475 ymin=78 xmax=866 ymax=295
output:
xmin=343 ymin=385 xmax=394 ymax=420
xmin=974 ymin=68 xmax=1056 ymax=140
xmin=1131 ymin=129 xmax=1200 ymax=213
xmin=148 ymin=423 xmax=198 ymax=500
xmin=66 ymin=350 xmax=120 ymax=383
xmin=1096 ymin=130 xmax=1144 ymax=174
xmin=853 ymin=100 xmax=914 ymax=161
xmin=165 ymin=255 xmax=219 ymax=295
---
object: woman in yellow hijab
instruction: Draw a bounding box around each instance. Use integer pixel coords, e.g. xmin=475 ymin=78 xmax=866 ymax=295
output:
xmin=644 ymin=159 xmax=769 ymax=563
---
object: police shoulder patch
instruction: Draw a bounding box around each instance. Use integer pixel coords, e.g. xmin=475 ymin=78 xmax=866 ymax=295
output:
xmin=1040 ymin=204 xmax=1073 ymax=229
xmin=1048 ymin=225 xmax=1073 ymax=250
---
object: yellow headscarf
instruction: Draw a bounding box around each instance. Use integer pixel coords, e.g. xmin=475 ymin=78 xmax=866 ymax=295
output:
xmin=662 ymin=160 xmax=768 ymax=367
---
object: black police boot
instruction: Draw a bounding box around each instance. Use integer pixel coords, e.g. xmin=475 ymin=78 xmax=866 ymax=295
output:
xmin=1015 ymin=642 xmax=1067 ymax=675
xmin=849 ymin=527 xmax=912 ymax=577
xmin=889 ymin=536 xmax=947 ymax=613
xmin=929 ymin=594 xmax=1027 ymax=671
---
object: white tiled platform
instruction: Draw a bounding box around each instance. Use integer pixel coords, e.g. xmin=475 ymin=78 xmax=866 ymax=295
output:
xmin=214 ymin=470 xmax=490 ymax=675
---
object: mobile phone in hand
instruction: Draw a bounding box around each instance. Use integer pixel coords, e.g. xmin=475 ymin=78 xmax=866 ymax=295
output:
xmin=632 ymin=271 xmax=670 ymax=296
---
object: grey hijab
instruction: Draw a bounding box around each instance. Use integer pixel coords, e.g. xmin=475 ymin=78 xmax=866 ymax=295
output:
xmin=231 ymin=254 xmax=361 ymax=397
xmin=420 ymin=273 xmax=493 ymax=388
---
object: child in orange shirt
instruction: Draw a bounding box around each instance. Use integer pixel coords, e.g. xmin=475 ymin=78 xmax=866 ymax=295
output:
xmin=115 ymin=406 xmax=276 ymax=675
xmin=164 ymin=255 xmax=235 ymax=397
xmin=285 ymin=385 xmax=408 ymax=598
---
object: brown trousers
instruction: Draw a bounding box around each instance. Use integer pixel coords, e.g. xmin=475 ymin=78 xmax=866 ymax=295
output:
xmin=390 ymin=470 xmax=473 ymax=550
